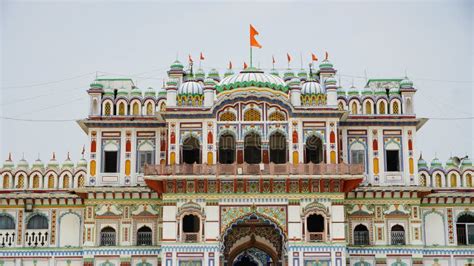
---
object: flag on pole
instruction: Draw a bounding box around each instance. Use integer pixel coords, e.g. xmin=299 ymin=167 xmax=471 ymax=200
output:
xmin=200 ymin=52 xmax=205 ymax=60
xmin=229 ymin=61 xmax=233 ymax=69
xmin=250 ymin=24 xmax=262 ymax=48
xmin=244 ymin=62 xmax=248 ymax=69
xmin=324 ymin=51 xmax=329 ymax=61
xmin=287 ymin=53 xmax=292 ymax=63
xmin=311 ymin=53 xmax=318 ymax=61
xmin=272 ymin=55 xmax=276 ymax=64
xmin=188 ymin=54 xmax=193 ymax=63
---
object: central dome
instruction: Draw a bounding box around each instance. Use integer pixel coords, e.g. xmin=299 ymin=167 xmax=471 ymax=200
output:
xmin=216 ymin=68 xmax=288 ymax=93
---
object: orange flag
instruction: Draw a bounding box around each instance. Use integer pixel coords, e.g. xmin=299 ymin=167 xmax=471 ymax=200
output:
xmin=200 ymin=52 xmax=205 ymax=60
xmin=311 ymin=53 xmax=318 ymax=61
xmin=244 ymin=62 xmax=248 ymax=69
xmin=324 ymin=51 xmax=329 ymax=61
xmin=229 ymin=61 xmax=233 ymax=69
xmin=287 ymin=53 xmax=292 ymax=63
xmin=250 ymin=24 xmax=262 ymax=48
xmin=188 ymin=54 xmax=193 ymax=63
xmin=272 ymin=55 xmax=276 ymax=64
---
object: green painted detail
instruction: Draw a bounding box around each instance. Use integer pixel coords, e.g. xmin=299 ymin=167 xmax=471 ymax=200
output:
xmin=216 ymin=81 xmax=289 ymax=93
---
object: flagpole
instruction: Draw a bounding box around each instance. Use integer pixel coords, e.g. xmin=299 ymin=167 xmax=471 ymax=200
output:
xmin=250 ymin=46 xmax=253 ymax=68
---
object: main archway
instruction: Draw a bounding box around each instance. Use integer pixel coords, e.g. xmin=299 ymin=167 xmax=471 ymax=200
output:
xmin=221 ymin=213 xmax=286 ymax=266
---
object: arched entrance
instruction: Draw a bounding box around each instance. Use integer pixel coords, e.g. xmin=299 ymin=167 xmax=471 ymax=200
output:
xmin=305 ymin=135 xmax=323 ymax=163
xmin=269 ymin=132 xmax=287 ymax=164
xmin=182 ymin=136 xmax=200 ymax=164
xmin=221 ymin=213 xmax=286 ymax=266
xmin=244 ymin=132 xmax=262 ymax=164
xmin=219 ymin=133 xmax=236 ymax=164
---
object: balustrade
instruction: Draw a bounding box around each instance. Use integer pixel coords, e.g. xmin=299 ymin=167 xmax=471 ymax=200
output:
xmin=25 ymin=229 xmax=48 ymax=247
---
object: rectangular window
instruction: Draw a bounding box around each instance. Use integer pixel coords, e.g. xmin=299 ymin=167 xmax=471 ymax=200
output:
xmin=103 ymin=151 xmax=118 ymax=173
xmin=386 ymin=150 xmax=400 ymax=172
xmin=351 ymin=150 xmax=365 ymax=165
xmin=137 ymin=151 xmax=154 ymax=173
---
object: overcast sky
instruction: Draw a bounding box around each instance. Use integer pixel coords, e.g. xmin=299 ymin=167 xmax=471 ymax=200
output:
xmin=0 ymin=0 xmax=472 ymax=165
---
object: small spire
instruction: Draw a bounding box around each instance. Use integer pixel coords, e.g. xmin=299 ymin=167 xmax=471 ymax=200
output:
xmin=81 ymin=145 xmax=85 ymax=158
xmin=21 ymin=152 xmax=25 ymax=160
xmin=419 ymin=152 xmax=423 ymax=160
xmin=67 ymin=152 xmax=71 ymax=160
xmin=308 ymin=63 xmax=313 ymax=78
xmin=7 ymin=152 xmax=12 ymax=161
xmin=52 ymin=152 xmax=56 ymax=160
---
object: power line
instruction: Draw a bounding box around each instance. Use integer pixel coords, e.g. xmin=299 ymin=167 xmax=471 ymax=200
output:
xmin=1 ymin=72 xmax=95 ymax=90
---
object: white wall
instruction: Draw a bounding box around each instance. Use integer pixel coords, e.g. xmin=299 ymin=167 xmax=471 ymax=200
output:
xmin=59 ymin=212 xmax=81 ymax=247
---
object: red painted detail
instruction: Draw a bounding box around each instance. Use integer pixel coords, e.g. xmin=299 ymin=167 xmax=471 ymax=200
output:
xmin=207 ymin=132 xmax=213 ymax=144
xmin=408 ymin=139 xmax=413 ymax=151
xmin=90 ymin=140 xmax=96 ymax=153
xmin=170 ymin=132 xmax=176 ymax=144
xmin=126 ymin=140 xmax=131 ymax=152
xmin=145 ymin=179 xmax=163 ymax=193
xmin=372 ymin=139 xmax=378 ymax=151
xmin=330 ymin=131 xmax=335 ymax=144
xmin=292 ymin=130 xmax=298 ymax=144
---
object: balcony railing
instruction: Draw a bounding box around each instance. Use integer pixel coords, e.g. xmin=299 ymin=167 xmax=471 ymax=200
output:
xmin=145 ymin=163 xmax=364 ymax=176
xmin=100 ymin=232 xmax=116 ymax=246
xmin=391 ymin=231 xmax=406 ymax=245
xmin=25 ymin=229 xmax=48 ymax=247
xmin=182 ymin=232 xmax=199 ymax=243
xmin=307 ymin=232 xmax=325 ymax=242
xmin=0 ymin=230 xmax=15 ymax=247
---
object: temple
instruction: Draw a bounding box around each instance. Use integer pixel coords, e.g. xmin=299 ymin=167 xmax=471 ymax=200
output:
xmin=0 ymin=56 xmax=473 ymax=266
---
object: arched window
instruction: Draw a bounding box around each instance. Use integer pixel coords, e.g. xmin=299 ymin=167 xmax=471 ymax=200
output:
xmin=182 ymin=214 xmax=200 ymax=242
xmin=78 ymin=175 xmax=85 ymax=188
xmin=182 ymin=137 xmax=200 ymax=164
xmin=16 ymin=174 xmax=24 ymax=189
xmin=32 ymin=175 xmax=40 ymax=188
xmin=103 ymin=141 xmax=119 ymax=173
xmin=350 ymin=142 xmax=366 ymax=171
xmin=244 ymin=132 xmax=261 ymax=164
xmin=456 ymin=214 xmax=474 ymax=245
xmin=392 ymin=101 xmax=400 ymax=114
xmin=419 ymin=174 xmax=426 ymax=186
xmin=269 ymin=132 xmax=287 ymax=164
xmin=63 ymin=175 xmax=70 ymax=188
xmin=137 ymin=141 xmax=155 ymax=173
xmin=48 ymin=175 xmax=55 ymax=189
xmin=435 ymin=173 xmax=442 ymax=187
xmin=104 ymin=102 xmax=112 ymax=116
xmin=306 ymin=214 xmax=325 ymax=242
xmin=0 ymin=215 xmax=15 ymax=230
xmin=269 ymin=111 xmax=285 ymax=121
xmin=27 ymin=215 xmax=48 ymax=230
xmin=466 ymin=174 xmax=473 ymax=187
xmin=379 ymin=101 xmax=386 ymax=114
xmin=305 ymin=136 xmax=323 ymax=163
xmin=219 ymin=111 xmax=236 ymax=121
xmin=385 ymin=142 xmax=400 ymax=172
xmin=354 ymin=224 xmax=370 ymax=245
xmin=450 ymin=174 xmax=457 ymax=187
xmin=2 ymin=175 xmax=9 ymax=189
xmin=118 ymin=102 xmax=125 ymax=115
xmin=146 ymin=102 xmax=153 ymax=115
xmin=137 ymin=226 xmax=152 ymax=246
xmin=365 ymin=101 xmax=372 ymax=114
xmin=243 ymin=109 xmax=261 ymax=121
xmin=100 ymin=226 xmax=116 ymax=246
xmin=219 ymin=133 xmax=236 ymax=164
xmin=390 ymin=225 xmax=405 ymax=245
xmin=132 ymin=102 xmax=140 ymax=115
xmin=338 ymin=102 xmax=344 ymax=111
xmin=351 ymin=102 xmax=358 ymax=114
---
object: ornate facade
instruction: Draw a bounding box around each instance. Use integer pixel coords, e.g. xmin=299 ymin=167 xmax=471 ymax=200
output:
xmin=0 ymin=57 xmax=473 ymax=266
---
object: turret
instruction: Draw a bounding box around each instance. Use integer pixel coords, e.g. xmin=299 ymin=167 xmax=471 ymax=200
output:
xmin=168 ymin=60 xmax=185 ymax=83
xmin=325 ymin=76 xmax=338 ymax=107
xmin=289 ymin=78 xmax=301 ymax=107
xmin=88 ymin=81 xmax=103 ymax=116
xmin=203 ymin=78 xmax=216 ymax=107
xmin=399 ymin=77 xmax=416 ymax=114
xmin=166 ymin=79 xmax=178 ymax=107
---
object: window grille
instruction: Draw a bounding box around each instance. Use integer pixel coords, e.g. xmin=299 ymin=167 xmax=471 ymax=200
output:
xmin=269 ymin=111 xmax=285 ymax=121
xmin=393 ymin=101 xmax=399 ymax=114
xmin=16 ymin=175 xmax=24 ymax=189
xmin=48 ymin=175 xmax=54 ymax=188
xmin=137 ymin=227 xmax=152 ymax=246
xmin=104 ymin=103 xmax=111 ymax=116
xmin=27 ymin=215 xmax=48 ymax=230
xmin=100 ymin=227 xmax=116 ymax=246
xmin=244 ymin=109 xmax=261 ymax=121
xmin=220 ymin=112 xmax=236 ymax=121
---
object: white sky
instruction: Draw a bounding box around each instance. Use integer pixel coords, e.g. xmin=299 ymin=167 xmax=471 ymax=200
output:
xmin=0 ymin=0 xmax=472 ymax=165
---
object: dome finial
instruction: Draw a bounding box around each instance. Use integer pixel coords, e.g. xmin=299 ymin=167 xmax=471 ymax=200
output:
xmin=52 ymin=152 xmax=56 ymax=160
xmin=7 ymin=152 xmax=12 ymax=161
xmin=67 ymin=152 xmax=71 ymax=160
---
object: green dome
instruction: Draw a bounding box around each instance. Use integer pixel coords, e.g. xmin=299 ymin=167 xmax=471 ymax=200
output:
xmin=170 ymin=60 xmax=184 ymax=70
xmin=77 ymin=158 xmax=87 ymax=168
xmin=33 ymin=158 xmax=44 ymax=168
xmin=224 ymin=69 xmax=235 ymax=78
xmin=362 ymin=87 xmax=373 ymax=95
xmin=461 ymin=157 xmax=472 ymax=169
xmin=445 ymin=157 xmax=456 ymax=168
xmin=103 ymin=87 xmax=114 ymax=97
xmin=288 ymin=78 xmax=301 ymax=87
xmin=144 ymin=87 xmax=156 ymax=97
xmin=117 ymin=87 xmax=128 ymax=97
xmin=48 ymin=154 xmax=59 ymax=168
xmin=337 ymin=87 xmax=346 ymax=96
xmin=166 ymin=79 xmax=178 ymax=87
xmin=297 ymin=69 xmax=307 ymax=79
xmin=18 ymin=158 xmax=29 ymax=168
xmin=217 ymin=69 xmax=288 ymax=93
xmin=90 ymin=82 xmax=103 ymax=89
xmin=195 ymin=68 xmax=205 ymax=80
xmin=208 ymin=68 xmax=220 ymax=80
xmin=283 ymin=69 xmax=295 ymax=80
xmin=319 ymin=59 xmax=333 ymax=69
xmin=63 ymin=158 xmax=74 ymax=168
xmin=3 ymin=155 xmax=14 ymax=169
xmin=374 ymin=87 xmax=388 ymax=96
xmin=204 ymin=78 xmax=217 ymax=87
xmin=348 ymin=86 xmax=359 ymax=96
xmin=131 ymin=87 xmax=142 ymax=97
xmin=389 ymin=87 xmax=400 ymax=95
xmin=418 ymin=157 xmax=428 ymax=168
xmin=400 ymin=78 xmax=413 ymax=89
xmin=269 ymin=68 xmax=279 ymax=77
xmin=430 ymin=158 xmax=443 ymax=168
